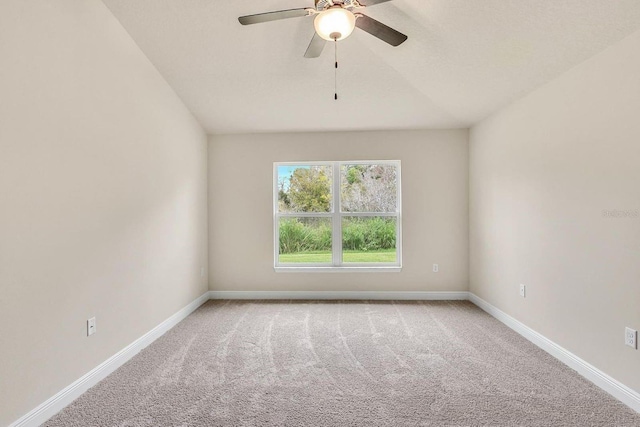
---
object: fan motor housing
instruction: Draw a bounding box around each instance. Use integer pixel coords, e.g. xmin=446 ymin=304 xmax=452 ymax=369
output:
xmin=315 ymin=0 xmax=332 ymax=11
xmin=316 ymin=0 xmax=359 ymax=11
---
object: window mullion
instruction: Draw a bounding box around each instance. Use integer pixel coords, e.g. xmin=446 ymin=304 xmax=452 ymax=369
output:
xmin=277 ymin=212 xmax=333 ymax=218
xmin=332 ymin=162 xmax=342 ymax=266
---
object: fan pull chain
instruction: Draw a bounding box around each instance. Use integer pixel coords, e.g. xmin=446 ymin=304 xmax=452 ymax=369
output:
xmin=334 ymin=38 xmax=338 ymax=101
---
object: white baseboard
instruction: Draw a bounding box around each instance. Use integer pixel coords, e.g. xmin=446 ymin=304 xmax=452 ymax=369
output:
xmin=208 ymin=290 xmax=470 ymax=301
xmin=468 ymin=293 xmax=640 ymax=414
xmin=9 ymin=292 xmax=211 ymax=427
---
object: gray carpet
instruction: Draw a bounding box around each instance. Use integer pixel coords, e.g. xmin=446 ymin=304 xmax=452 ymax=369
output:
xmin=45 ymin=300 xmax=640 ymax=426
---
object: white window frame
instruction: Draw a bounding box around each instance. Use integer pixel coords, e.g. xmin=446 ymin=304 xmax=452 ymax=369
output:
xmin=274 ymin=160 xmax=402 ymax=272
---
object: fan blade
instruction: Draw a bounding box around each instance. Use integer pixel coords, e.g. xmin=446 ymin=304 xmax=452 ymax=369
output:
xmin=358 ymin=0 xmax=393 ymax=6
xmin=304 ymin=33 xmax=326 ymax=58
xmin=238 ymin=8 xmax=312 ymax=25
xmin=355 ymin=14 xmax=407 ymax=46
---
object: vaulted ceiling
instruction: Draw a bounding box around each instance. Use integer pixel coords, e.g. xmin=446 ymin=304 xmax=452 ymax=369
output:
xmin=101 ymin=0 xmax=640 ymax=134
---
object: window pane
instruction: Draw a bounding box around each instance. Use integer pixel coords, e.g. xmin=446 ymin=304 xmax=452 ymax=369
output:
xmin=340 ymin=164 xmax=397 ymax=213
xmin=278 ymin=217 xmax=332 ymax=264
xmin=342 ymin=217 xmax=397 ymax=263
xmin=278 ymin=165 xmax=332 ymax=213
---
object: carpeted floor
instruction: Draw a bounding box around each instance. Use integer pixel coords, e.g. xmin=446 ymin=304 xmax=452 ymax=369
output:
xmin=45 ymin=300 xmax=640 ymax=426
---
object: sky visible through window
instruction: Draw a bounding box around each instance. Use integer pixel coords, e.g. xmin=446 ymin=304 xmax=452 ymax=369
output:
xmin=278 ymin=165 xmax=309 ymax=190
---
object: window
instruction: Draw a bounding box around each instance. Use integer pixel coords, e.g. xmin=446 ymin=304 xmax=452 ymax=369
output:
xmin=274 ymin=161 xmax=401 ymax=271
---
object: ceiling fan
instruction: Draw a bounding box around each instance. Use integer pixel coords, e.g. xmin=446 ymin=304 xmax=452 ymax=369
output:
xmin=238 ymin=0 xmax=408 ymax=58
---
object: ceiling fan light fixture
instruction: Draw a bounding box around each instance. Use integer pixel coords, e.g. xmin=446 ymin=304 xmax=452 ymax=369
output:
xmin=314 ymin=7 xmax=356 ymax=41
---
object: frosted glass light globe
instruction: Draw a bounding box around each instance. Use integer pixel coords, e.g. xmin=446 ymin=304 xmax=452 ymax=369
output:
xmin=314 ymin=7 xmax=356 ymax=41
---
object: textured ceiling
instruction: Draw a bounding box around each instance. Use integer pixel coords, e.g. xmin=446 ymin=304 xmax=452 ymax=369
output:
xmin=101 ymin=0 xmax=640 ymax=134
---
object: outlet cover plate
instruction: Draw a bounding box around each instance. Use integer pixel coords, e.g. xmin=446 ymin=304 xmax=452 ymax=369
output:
xmin=87 ymin=317 xmax=96 ymax=336
xmin=625 ymin=327 xmax=637 ymax=349
xmin=519 ymin=284 xmax=526 ymax=298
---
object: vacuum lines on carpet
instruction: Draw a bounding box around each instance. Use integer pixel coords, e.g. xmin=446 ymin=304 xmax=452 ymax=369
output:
xmin=45 ymin=300 xmax=640 ymax=426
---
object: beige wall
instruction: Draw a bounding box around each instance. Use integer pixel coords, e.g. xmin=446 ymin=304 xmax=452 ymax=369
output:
xmin=209 ymin=130 xmax=468 ymax=292
xmin=470 ymin=30 xmax=640 ymax=394
xmin=0 ymin=1 xmax=208 ymax=424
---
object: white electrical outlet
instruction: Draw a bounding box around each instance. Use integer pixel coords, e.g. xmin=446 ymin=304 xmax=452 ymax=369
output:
xmin=200 ymin=267 xmax=205 ymax=278
xmin=625 ymin=327 xmax=637 ymax=349
xmin=519 ymin=284 xmax=526 ymax=298
xmin=87 ymin=317 xmax=96 ymax=336
xmin=433 ymin=264 xmax=439 ymax=273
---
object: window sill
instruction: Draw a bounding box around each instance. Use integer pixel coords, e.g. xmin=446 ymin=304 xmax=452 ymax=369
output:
xmin=274 ymin=266 xmax=402 ymax=273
